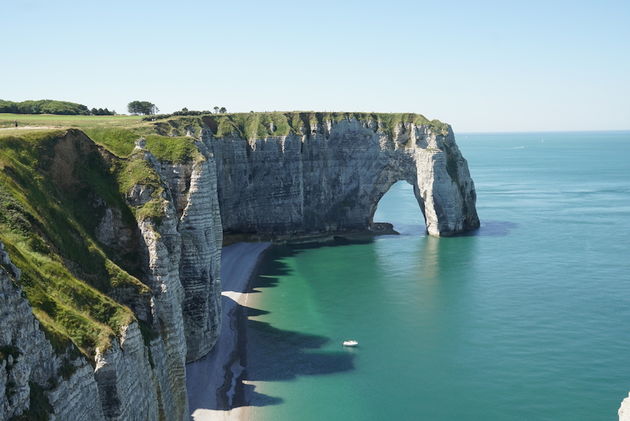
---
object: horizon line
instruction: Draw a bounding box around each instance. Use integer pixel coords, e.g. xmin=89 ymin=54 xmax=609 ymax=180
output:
xmin=456 ymin=128 xmax=630 ymax=135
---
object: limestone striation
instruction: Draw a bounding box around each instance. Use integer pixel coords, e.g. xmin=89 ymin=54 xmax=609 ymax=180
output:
xmin=0 ymin=130 xmax=221 ymax=420
xmin=149 ymin=144 xmax=223 ymax=362
xmin=207 ymin=113 xmax=479 ymax=238
xmin=0 ymin=112 xmax=478 ymax=420
xmin=0 ymin=242 xmax=105 ymax=421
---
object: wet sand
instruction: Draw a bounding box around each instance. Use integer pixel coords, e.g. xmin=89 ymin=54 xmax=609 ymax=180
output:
xmin=186 ymin=242 xmax=271 ymax=421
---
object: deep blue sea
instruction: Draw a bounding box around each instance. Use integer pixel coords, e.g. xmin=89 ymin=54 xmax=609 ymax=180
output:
xmin=244 ymin=131 xmax=630 ymax=420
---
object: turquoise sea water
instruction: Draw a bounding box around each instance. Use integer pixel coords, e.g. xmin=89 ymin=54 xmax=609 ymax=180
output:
xmin=244 ymin=131 xmax=630 ymax=421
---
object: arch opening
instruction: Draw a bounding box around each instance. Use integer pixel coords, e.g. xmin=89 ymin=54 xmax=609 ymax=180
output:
xmin=372 ymin=180 xmax=426 ymax=236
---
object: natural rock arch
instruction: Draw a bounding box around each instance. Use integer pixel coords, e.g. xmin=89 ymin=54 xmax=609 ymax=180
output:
xmin=367 ymin=177 xmax=424 ymax=230
xmin=206 ymin=114 xmax=479 ymax=239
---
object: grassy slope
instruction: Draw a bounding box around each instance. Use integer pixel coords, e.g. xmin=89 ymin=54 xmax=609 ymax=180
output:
xmin=0 ymin=130 xmax=156 ymax=358
xmin=0 ymin=113 xmax=200 ymax=162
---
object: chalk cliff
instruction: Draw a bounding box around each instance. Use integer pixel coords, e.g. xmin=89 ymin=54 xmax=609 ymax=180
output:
xmin=207 ymin=113 xmax=479 ymax=238
xmin=1 ymin=242 xmax=105 ymax=420
xmin=0 ymin=130 xmax=220 ymax=420
xmin=149 ymin=145 xmax=223 ymax=362
xmin=0 ymin=112 xmax=478 ymax=420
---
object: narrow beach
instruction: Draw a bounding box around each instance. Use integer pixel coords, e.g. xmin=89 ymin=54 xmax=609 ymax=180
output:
xmin=186 ymin=242 xmax=271 ymax=421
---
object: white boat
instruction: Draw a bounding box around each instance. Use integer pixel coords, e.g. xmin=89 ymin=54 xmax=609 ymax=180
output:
xmin=342 ymin=340 xmax=358 ymax=347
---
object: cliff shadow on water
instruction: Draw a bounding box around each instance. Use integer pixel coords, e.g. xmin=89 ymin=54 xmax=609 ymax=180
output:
xmin=229 ymin=180 xmax=425 ymax=407
xmin=237 ymin=242 xmax=363 ymax=408
xmin=230 ymin=179 xmax=489 ymax=410
xmin=238 ymin=232 xmax=487 ymax=412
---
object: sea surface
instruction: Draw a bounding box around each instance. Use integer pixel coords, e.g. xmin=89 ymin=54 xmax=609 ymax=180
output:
xmin=243 ymin=131 xmax=630 ymax=421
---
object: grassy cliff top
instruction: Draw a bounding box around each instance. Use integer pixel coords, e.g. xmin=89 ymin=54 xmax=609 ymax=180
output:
xmin=0 ymin=113 xmax=143 ymax=130
xmin=1 ymin=111 xmax=450 ymax=151
xmin=203 ymin=111 xmax=450 ymax=139
xmin=0 ymin=113 xmax=199 ymax=163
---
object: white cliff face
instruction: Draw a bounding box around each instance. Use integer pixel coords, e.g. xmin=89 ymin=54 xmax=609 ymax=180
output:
xmin=175 ymin=157 xmax=223 ymax=361
xmin=150 ymin=143 xmax=223 ymax=362
xmin=131 ymin=192 xmax=189 ymax=421
xmin=94 ymin=323 xmax=158 ymax=420
xmin=0 ymin=139 xmax=221 ymax=421
xmin=207 ymin=118 xmax=479 ymax=238
xmin=0 ymin=242 xmax=105 ymax=421
xmin=1 ymin=226 xmax=189 ymax=421
xmin=414 ymin=126 xmax=479 ymax=236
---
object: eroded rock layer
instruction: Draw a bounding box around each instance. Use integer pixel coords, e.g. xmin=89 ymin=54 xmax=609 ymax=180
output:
xmin=208 ymin=116 xmax=479 ymax=238
xmin=0 ymin=113 xmax=478 ymax=420
xmin=1 ymin=242 xmax=105 ymax=421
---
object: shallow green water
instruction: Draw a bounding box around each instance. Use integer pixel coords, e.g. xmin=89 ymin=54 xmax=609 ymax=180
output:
xmin=245 ymin=131 xmax=630 ymax=421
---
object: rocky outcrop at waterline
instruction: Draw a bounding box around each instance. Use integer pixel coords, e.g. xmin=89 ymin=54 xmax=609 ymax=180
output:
xmin=619 ymin=395 xmax=630 ymax=421
xmin=208 ymin=113 xmax=479 ymax=239
xmin=0 ymin=112 xmax=478 ymax=420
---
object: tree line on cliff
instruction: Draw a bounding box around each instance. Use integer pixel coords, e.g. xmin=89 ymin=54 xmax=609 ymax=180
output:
xmin=1 ymin=98 xmax=229 ymax=117
xmin=0 ymin=99 xmax=115 ymax=115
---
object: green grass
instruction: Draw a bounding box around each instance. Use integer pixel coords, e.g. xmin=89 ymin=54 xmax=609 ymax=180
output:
xmin=202 ymin=111 xmax=450 ymax=139
xmin=0 ymin=113 xmax=142 ymax=129
xmin=0 ymin=129 xmax=152 ymax=358
xmin=144 ymin=134 xmax=200 ymax=162
xmin=1 ymin=111 xmax=450 ymax=156
xmin=82 ymin=127 xmax=139 ymax=157
xmin=151 ymin=115 xmax=205 ymax=137
xmin=0 ymin=114 xmax=202 ymax=164
xmin=1 ymin=111 xmax=450 ymax=137
xmin=116 ymin=154 xmax=166 ymax=222
xmin=0 ymin=113 xmax=147 ymax=160
xmin=78 ymin=128 xmax=200 ymax=163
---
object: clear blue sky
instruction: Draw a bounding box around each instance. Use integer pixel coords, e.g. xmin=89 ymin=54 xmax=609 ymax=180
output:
xmin=2 ymin=0 xmax=629 ymax=132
